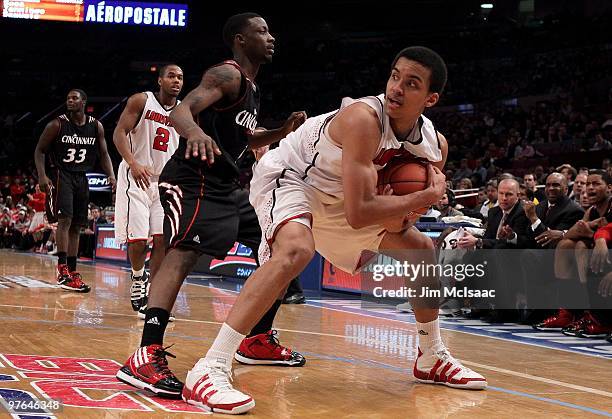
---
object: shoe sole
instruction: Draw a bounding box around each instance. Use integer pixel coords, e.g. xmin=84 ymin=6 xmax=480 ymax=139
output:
xmin=137 ymin=311 xmax=175 ymax=322
xmin=58 ymin=284 xmax=90 ymax=293
xmin=577 ymin=332 xmax=610 ymax=338
xmin=116 ymin=370 xmax=182 ymax=399
xmin=415 ymin=378 xmax=488 ymax=390
xmin=234 ymin=352 xmax=306 ymax=367
xmin=532 ymin=326 xmax=564 ymax=331
xmin=182 ymin=388 xmax=255 ymax=414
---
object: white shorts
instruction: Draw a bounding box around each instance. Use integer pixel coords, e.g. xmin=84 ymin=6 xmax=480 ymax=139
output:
xmin=114 ymin=162 xmax=164 ymax=244
xmin=250 ymin=153 xmax=386 ymax=274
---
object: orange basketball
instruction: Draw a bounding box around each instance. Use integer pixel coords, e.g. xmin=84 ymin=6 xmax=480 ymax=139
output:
xmin=378 ymin=159 xmax=429 ymax=215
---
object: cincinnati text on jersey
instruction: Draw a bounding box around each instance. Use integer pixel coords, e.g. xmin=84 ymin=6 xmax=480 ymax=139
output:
xmin=61 ymin=134 xmax=97 ymax=145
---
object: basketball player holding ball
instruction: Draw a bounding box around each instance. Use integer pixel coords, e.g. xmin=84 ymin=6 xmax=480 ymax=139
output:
xmin=183 ymin=46 xmax=486 ymax=414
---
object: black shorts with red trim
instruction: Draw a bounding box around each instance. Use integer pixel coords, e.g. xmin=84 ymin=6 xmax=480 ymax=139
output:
xmin=45 ymin=168 xmax=89 ymax=225
xmin=159 ymin=157 xmax=261 ymax=258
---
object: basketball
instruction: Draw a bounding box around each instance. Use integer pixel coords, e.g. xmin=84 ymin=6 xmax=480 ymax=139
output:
xmin=378 ymin=159 xmax=429 ymax=214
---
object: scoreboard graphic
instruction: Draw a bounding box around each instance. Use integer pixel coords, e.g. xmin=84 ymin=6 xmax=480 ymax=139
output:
xmin=1 ymin=0 xmax=188 ymax=27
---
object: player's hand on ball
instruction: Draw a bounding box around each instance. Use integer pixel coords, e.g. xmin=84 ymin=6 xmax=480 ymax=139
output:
xmin=186 ymin=131 xmax=221 ymax=163
xmin=427 ymin=165 xmax=446 ymax=202
xmin=129 ymin=162 xmax=152 ymax=190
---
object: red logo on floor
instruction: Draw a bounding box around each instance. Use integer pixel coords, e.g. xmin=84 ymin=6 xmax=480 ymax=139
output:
xmin=0 ymin=353 xmax=208 ymax=414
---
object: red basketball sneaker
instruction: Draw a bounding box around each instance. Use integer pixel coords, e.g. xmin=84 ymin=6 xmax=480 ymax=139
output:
xmin=56 ymin=263 xmax=71 ymax=284
xmin=183 ymin=360 xmax=255 ymax=414
xmin=116 ymin=344 xmax=183 ymax=398
xmin=57 ymin=268 xmax=90 ymax=293
xmin=575 ymin=312 xmax=612 ymax=338
xmin=413 ymin=348 xmax=487 ymax=390
xmin=235 ymin=330 xmax=305 ymax=366
xmin=562 ymin=312 xmax=589 ymax=337
xmin=532 ymin=309 xmax=574 ymax=331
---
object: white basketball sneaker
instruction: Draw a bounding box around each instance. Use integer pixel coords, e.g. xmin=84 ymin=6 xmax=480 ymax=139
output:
xmin=182 ymin=360 xmax=255 ymax=414
xmin=413 ymin=348 xmax=487 ymax=390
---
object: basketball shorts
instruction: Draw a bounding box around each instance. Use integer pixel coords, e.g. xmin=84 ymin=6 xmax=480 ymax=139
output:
xmin=159 ymin=157 xmax=260 ymax=258
xmin=114 ymin=162 xmax=164 ymax=244
xmin=45 ymin=168 xmax=89 ymax=225
xmin=250 ymin=152 xmax=386 ymax=275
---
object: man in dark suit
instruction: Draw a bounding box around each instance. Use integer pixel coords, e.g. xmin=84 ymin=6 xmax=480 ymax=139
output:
xmin=458 ymin=179 xmax=531 ymax=320
xmin=521 ymin=172 xmax=585 ymax=329
xmin=459 ymin=178 xmax=531 ymax=249
xmin=523 ymin=173 xmax=585 ymax=248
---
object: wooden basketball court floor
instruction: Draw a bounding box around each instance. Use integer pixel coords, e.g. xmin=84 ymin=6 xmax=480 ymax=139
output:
xmin=0 ymin=250 xmax=610 ymax=418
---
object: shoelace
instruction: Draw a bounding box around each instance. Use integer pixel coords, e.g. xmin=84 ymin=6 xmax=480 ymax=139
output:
xmin=266 ymin=330 xmax=282 ymax=349
xmin=435 ymin=349 xmax=473 ymax=375
xmin=131 ymin=280 xmax=147 ymax=298
xmin=207 ymin=364 xmax=235 ymax=392
xmin=70 ymin=272 xmax=85 ymax=285
xmin=151 ymin=345 xmax=177 ymax=377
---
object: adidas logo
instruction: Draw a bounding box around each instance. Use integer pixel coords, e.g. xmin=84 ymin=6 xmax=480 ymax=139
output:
xmin=193 ymin=235 xmax=200 ymax=243
xmin=418 ymin=330 xmax=428 ymax=335
xmin=146 ymin=317 xmax=160 ymax=325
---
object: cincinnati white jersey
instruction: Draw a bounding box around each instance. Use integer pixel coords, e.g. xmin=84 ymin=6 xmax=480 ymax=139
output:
xmin=127 ymin=91 xmax=180 ymax=176
xmin=269 ymin=93 xmax=443 ymax=198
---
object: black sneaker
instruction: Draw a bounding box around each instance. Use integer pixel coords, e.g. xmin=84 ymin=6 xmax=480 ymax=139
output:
xmin=130 ymin=271 xmax=150 ymax=311
xmin=116 ymin=344 xmax=183 ymax=398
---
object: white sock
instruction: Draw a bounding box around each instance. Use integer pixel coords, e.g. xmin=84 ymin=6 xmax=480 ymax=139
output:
xmin=196 ymin=323 xmax=245 ymax=371
xmin=132 ymin=267 xmax=145 ymax=278
xmin=416 ymin=318 xmax=445 ymax=355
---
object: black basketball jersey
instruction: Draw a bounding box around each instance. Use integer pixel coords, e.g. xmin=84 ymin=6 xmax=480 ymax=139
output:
xmin=175 ymin=60 xmax=260 ymax=188
xmin=50 ymin=114 xmax=99 ymax=172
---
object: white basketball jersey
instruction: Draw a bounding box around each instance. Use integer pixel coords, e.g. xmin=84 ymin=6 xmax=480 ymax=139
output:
xmin=127 ymin=91 xmax=180 ymax=176
xmin=271 ymin=93 xmax=443 ymax=198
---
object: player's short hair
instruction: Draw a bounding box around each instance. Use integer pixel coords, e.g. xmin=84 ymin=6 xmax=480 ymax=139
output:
xmin=223 ymin=12 xmax=261 ymax=49
xmin=588 ymin=169 xmax=612 ymax=185
xmin=392 ymin=46 xmax=447 ymax=94
xmin=69 ymin=88 xmax=87 ymax=102
xmin=159 ymin=64 xmax=180 ymax=77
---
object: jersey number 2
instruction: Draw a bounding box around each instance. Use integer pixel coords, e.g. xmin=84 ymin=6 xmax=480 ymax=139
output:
xmin=63 ymin=148 xmax=87 ymax=163
xmin=153 ymin=127 xmax=170 ymax=152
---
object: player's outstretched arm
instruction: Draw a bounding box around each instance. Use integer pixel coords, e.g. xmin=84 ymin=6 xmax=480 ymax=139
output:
xmin=249 ymin=111 xmax=307 ymax=149
xmin=334 ymin=104 xmax=445 ymax=229
xmin=96 ymin=121 xmax=117 ymax=191
xmin=169 ymin=64 xmax=241 ymax=163
xmin=112 ymin=93 xmax=152 ymax=189
xmin=34 ymin=119 xmax=60 ymax=193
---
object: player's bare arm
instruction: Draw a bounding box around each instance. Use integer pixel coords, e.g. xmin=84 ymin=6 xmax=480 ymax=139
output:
xmin=333 ymin=103 xmax=445 ymax=229
xmin=113 ymin=93 xmax=152 ymax=190
xmin=96 ymin=121 xmax=117 ymax=191
xmin=169 ymin=64 xmax=242 ymax=163
xmin=34 ymin=119 xmax=60 ymax=192
xmin=433 ymin=132 xmax=448 ymax=170
xmin=248 ymin=111 xmax=307 ymax=149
